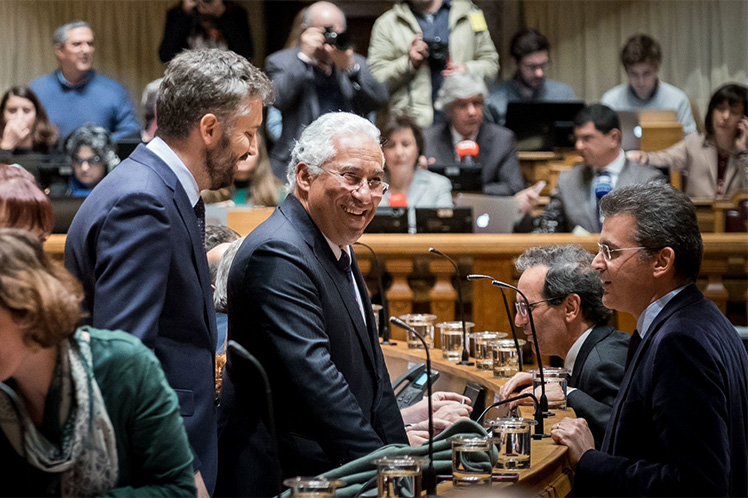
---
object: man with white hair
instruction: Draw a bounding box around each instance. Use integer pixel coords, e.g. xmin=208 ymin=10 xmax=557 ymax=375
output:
xmin=217 ymin=112 xmax=408 ymax=495
xmin=30 ymin=20 xmax=140 ymax=141
xmin=423 ymin=71 xmax=528 ymax=197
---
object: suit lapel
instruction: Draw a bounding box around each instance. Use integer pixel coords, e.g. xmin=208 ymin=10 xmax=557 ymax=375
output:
xmin=576 ymin=166 xmax=598 ymax=231
xmin=570 ymin=325 xmax=612 ymax=387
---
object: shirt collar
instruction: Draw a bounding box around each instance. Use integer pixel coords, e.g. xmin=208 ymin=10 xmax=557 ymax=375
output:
xmin=450 ymin=125 xmax=478 ymax=146
xmin=322 ymin=233 xmax=349 ymax=262
xmin=56 ymin=69 xmax=94 ymax=89
xmin=627 ymin=78 xmax=660 ymax=104
xmin=564 ymin=326 xmax=594 ymax=375
xmin=146 ymin=137 xmax=201 ymax=207
xmin=636 ymin=284 xmax=688 ymax=339
xmin=598 ymin=149 xmax=626 ymax=178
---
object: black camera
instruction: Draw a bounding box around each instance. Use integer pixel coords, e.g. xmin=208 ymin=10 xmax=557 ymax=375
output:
xmin=426 ymin=39 xmax=449 ymax=70
xmin=323 ymin=26 xmax=351 ymax=51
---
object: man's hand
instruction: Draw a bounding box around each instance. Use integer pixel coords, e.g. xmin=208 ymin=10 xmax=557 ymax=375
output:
xmin=406 ymin=417 xmax=453 ymax=446
xmin=550 ymin=417 xmax=595 ymax=470
xmin=325 ymin=45 xmax=355 ymax=72
xmin=514 ymin=185 xmax=541 ymax=215
xmin=194 ymin=470 xmax=210 ymax=498
xmin=499 ymin=372 xmax=532 ymax=401
xmin=625 ymin=150 xmax=648 ymax=163
xmin=299 ymin=26 xmax=326 ymax=61
xmin=400 ymin=391 xmax=472 ymax=425
xmin=0 ymin=118 xmax=31 ymax=150
xmin=409 ymin=35 xmax=429 ymax=70
xmin=196 ymin=0 xmax=226 ymax=17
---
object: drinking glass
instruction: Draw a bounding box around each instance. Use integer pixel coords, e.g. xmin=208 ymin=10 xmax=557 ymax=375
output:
xmin=398 ymin=314 xmax=436 ymax=349
xmin=372 ymin=456 xmax=427 ymax=497
xmin=451 ymin=436 xmax=493 ymax=486
xmin=484 ymin=417 xmax=537 ymax=470
xmin=491 ymin=339 xmax=526 ymax=377
xmin=470 ymin=332 xmax=508 ymax=370
xmin=437 ymin=321 xmax=474 ymax=360
xmin=528 ymin=367 xmax=569 ymax=410
xmin=283 ymin=477 xmax=345 ymax=497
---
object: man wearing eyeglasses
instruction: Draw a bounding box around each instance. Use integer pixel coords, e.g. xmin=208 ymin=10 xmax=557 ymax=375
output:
xmin=486 ymin=28 xmax=577 ymax=125
xmin=218 ymin=112 xmax=408 ymax=495
xmin=498 ymin=245 xmax=629 ymax=448
xmin=551 ymin=183 xmax=748 ymax=497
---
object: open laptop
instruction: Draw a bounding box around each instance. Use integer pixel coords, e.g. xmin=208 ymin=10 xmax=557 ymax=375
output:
xmin=617 ymin=110 xmax=642 ymax=151
xmin=415 ymin=207 xmax=472 ymax=233
xmin=365 ymin=207 xmax=409 ymax=233
xmin=454 ymin=193 xmax=522 ymax=233
xmin=427 ymin=163 xmax=483 ymax=192
xmin=505 ymin=101 xmax=585 ymax=151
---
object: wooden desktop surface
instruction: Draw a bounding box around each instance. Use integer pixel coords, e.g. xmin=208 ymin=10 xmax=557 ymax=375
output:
xmin=382 ymin=341 xmax=575 ymax=497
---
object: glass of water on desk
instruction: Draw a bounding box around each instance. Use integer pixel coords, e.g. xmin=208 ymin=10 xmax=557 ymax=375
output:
xmin=398 ymin=314 xmax=436 ymax=349
xmin=451 ymin=436 xmax=493 ymax=486
xmin=283 ymin=477 xmax=346 ymax=497
xmin=437 ymin=321 xmax=474 ymax=360
xmin=373 ymin=456 xmax=427 ymax=497
xmin=491 ymin=339 xmax=526 ymax=377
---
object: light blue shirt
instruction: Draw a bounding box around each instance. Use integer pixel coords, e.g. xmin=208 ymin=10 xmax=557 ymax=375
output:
xmin=146 ymin=137 xmax=200 ymax=207
xmin=636 ymin=285 xmax=689 ymax=340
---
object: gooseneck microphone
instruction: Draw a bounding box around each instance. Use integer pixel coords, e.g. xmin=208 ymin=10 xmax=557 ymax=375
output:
xmin=429 ymin=248 xmax=473 ymax=366
xmin=467 ymin=274 xmax=523 ymax=371
xmin=475 ymin=393 xmax=546 ymax=439
xmin=390 ymin=316 xmax=437 ymax=496
xmin=354 ymin=241 xmax=394 ymax=345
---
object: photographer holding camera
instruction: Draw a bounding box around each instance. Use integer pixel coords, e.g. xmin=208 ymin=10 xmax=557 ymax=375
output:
xmin=368 ymin=0 xmax=499 ymax=129
xmin=265 ymin=1 xmax=388 ymax=180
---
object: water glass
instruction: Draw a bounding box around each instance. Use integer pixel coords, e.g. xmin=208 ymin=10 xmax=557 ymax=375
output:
xmin=371 ymin=304 xmax=383 ymax=335
xmin=484 ymin=417 xmax=536 ymax=470
xmin=373 ymin=456 xmax=427 ymax=497
xmin=470 ymin=332 xmax=508 ymax=370
xmin=529 ymin=367 xmax=570 ymax=410
xmin=437 ymin=321 xmax=474 ymax=360
xmin=491 ymin=339 xmax=526 ymax=377
xmin=283 ymin=477 xmax=346 ymax=497
xmin=398 ymin=314 xmax=436 ymax=349
xmin=451 ymin=436 xmax=493 ymax=486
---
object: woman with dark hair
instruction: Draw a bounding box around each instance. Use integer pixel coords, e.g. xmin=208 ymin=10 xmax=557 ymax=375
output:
xmin=628 ymin=83 xmax=748 ymax=198
xmin=62 ymin=125 xmax=120 ymax=197
xmin=0 ymin=228 xmax=196 ymax=496
xmin=0 ymin=86 xmax=59 ymax=153
xmin=380 ymin=113 xmax=452 ymax=208
xmin=201 ymin=134 xmax=285 ymax=206
xmin=0 ymin=163 xmax=54 ymax=243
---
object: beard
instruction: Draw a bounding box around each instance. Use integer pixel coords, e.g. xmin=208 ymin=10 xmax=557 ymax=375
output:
xmin=205 ymin=130 xmax=238 ymax=190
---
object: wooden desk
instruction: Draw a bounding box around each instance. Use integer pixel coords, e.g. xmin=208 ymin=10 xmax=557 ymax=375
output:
xmin=382 ymin=342 xmax=575 ymax=497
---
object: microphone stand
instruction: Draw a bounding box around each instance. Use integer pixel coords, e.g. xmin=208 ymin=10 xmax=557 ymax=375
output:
xmin=355 ymin=241 xmax=394 ymax=345
xmin=467 ymin=274 xmax=523 ymax=371
xmin=474 ymin=393 xmax=546 ymax=439
xmin=390 ymin=316 xmax=437 ymax=496
xmin=429 ymin=248 xmax=473 ymax=366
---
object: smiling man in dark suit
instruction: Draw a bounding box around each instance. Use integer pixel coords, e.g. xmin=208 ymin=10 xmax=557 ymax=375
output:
xmin=552 ymin=183 xmax=748 ymax=497
xmin=64 ymin=49 xmax=273 ymax=496
xmin=217 ymin=112 xmax=407 ymax=496
xmin=499 ymin=244 xmax=629 ymax=448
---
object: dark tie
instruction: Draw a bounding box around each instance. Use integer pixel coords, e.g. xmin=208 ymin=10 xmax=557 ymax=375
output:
xmin=337 ymin=250 xmax=365 ymax=321
xmin=625 ymin=329 xmax=642 ymax=369
xmin=194 ymin=198 xmax=205 ymax=248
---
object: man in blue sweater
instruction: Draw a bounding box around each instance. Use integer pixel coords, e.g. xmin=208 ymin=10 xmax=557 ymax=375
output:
xmin=30 ymin=20 xmax=140 ymax=141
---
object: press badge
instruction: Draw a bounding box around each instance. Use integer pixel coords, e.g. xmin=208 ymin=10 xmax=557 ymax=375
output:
xmin=469 ymin=11 xmax=488 ymax=32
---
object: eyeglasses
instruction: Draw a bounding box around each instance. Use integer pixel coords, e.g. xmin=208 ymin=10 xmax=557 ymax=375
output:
xmin=597 ymin=243 xmax=649 ymax=261
xmin=515 ymin=296 xmax=564 ymax=317
xmin=73 ymin=155 xmax=103 ymax=166
xmin=323 ymin=169 xmax=389 ymax=195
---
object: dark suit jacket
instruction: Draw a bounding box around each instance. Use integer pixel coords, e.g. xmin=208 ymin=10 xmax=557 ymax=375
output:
xmin=422 ymin=121 xmax=525 ymax=196
xmin=539 ymin=159 xmax=665 ymax=233
xmin=567 ymin=325 xmax=629 ymax=449
xmin=216 ymin=195 xmax=407 ymax=496
xmin=65 ymin=144 xmax=218 ymax=492
xmin=575 ymin=285 xmax=748 ymax=497
xmin=266 ymin=48 xmax=388 ymax=179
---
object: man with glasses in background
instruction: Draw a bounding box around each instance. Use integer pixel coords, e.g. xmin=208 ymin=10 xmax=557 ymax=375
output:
xmin=499 ymin=244 xmax=629 ymax=448
xmin=552 ymin=183 xmax=748 ymax=497
xmin=217 ymin=112 xmax=408 ymax=496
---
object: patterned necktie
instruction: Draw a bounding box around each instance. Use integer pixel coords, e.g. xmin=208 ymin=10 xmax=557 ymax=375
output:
xmin=194 ymin=198 xmax=205 ymax=248
xmin=625 ymin=329 xmax=642 ymax=369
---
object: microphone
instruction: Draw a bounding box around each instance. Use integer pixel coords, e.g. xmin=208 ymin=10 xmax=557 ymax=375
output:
xmin=388 ymin=192 xmax=408 ymax=208
xmin=455 ymin=140 xmax=479 ymax=165
xmin=429 ymin=248 xmax=473 ymax=366
xmin=354 ymin=241 xmax=394 ymax=345
xmin=475 ymin=393 xmax=546 ymax=440
xmin=390 ymin=316 xmax=437 ymax=496
xmin=466 ymin=274 xmax=523 ymax=371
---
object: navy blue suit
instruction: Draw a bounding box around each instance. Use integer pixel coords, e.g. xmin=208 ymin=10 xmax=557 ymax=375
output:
xmin=575 ymin=285 xmax=748 ymax=496
xmin=217 ymin=195 xmax=407 ymax=496
xmin=65 ymin=144 xmax=218 ymax=492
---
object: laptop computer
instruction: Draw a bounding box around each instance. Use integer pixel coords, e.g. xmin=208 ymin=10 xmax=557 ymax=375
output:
xmin=505 ymin=101 xmax=585 ymax=151
xmin=365 ymin=207 xmax=409 ymax=233
xmin=617 ymin=110 xmax=642 ymax=151
xmin=427 ymin=163 xmax=483 ymax=192
xmin=454 ymin=193 xmax=522 ymax=233
xmin=415 ymin=207 xmax=472 ymax=233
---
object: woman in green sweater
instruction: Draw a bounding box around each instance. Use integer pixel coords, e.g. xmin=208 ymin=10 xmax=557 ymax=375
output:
xmin=0 ymin=228 xmax=195 ymax=496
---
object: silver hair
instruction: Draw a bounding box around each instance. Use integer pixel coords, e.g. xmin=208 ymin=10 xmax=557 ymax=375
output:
xmin=156 ymin=49 xmax=274 ymax=140
xmin=214 ymin=237 xmax=245 ymax=313
xmin=434 ymin=72 xmax=488 ymax=112
xmin=516 ymin=244 xmax=612 ymax=326
xmin=303 ymin=1 xmax=347 ymax=30
xmin=53 ymin=20 xmax=91 ymax=46
xmin=141 ymin=77 xmax=163 ymax=131
xmin=286 ymin=112 xmax=382 ymax=190
xmin=65 ymin=125 xmax=119 ymax=171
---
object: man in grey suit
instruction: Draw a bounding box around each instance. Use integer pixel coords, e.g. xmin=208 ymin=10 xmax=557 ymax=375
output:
xmin=499 ymin=245 xmax=629 ymax=448
xmin=423 ymin=72 xmax=527 ymax=197
xmin=265 ymin=1 xmax=388 ymax=180
xmin=533 ymin=104 xmax=665 ymax=233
